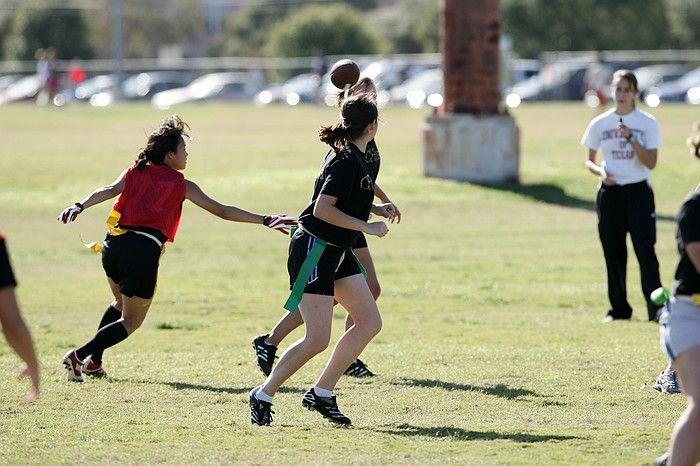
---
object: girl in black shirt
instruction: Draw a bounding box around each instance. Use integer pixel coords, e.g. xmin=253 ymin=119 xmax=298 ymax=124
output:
xmin=250 ymin=94 xmax=395 ymax=426
xmin=252 ymin=78 xmax=401 ymax=379
xmin=655 ymin=127 xmax=700 ymax=466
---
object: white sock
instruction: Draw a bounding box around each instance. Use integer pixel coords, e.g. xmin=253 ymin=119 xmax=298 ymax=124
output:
xmin=254 ymin=387 xmax=273 ymax=403
xmin=313 ymin=386 xmax=333 ymax=398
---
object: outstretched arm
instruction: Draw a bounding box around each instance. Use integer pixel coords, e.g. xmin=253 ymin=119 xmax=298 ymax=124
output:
xmin=58 ymin=169 xmax=127 ymax=223
xmin=185 ymin=180 xmax=264 ymax=223
xmin=186 ymin=180 xmax=296 ymax=234
xmin=0 ymin=287 xmax=39 ymax=402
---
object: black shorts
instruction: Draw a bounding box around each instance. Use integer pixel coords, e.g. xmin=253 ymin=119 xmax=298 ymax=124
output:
xmin=288 ymin=229 xmax=362 ymax=296
xmin=351 ymin=233 xmax=368 ymax=249
xmin=101 ymin=233 xmax=161 ymax=299
xmin=0 ymin=238 xmax=17 ymax=289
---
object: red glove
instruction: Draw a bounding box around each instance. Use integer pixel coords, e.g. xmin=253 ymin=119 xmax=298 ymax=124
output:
xmin=263 ymin=215 xmax=297 ymax=235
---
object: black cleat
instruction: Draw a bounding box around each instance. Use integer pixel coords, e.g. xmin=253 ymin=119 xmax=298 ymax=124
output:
xmin=344 ymin=358 xmax=375 ymax=377
xmin=249 ymin=388 xmax=274 ymax=426
xmin=252 ymin=334 xmax=277 ymax=376
xmin=302 ymin=388 xmax=352 ymax=425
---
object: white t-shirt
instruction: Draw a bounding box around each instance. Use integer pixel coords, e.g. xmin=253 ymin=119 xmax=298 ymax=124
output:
xmin=581 ymin=108 xmax=662 ymax=186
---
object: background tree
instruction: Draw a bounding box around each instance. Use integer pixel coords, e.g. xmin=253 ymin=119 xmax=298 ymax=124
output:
xmin=210 ymin=1 xmax=298 ymax=57
xmin=665 ymin=0 xmax=700 ymax=48
xmin=266 ymin=4 xmax=381 ymax=59
xmin=87 ymin=0 xmax=205 ymax=59
xmin=501 ymin=0 xmax=674 ymax=58
xmin=366 ymin=0 xmax=438 ymax=54
xmin=2 ymin=1 xmax=94 ymax=60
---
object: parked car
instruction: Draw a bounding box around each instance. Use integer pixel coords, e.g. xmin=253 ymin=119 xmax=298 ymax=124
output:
xmin=504 ymin=61 xmax=589 ymax=105
xmin=54 ymin=74 xmax=117 ymax=106
xmin=502 ymin=58 xmax=542 ymax=90
xmin=122 ymin=71 xmax=193 ymax=100
xmin=644 ymin=67 xmax=700 ymax=106
xmin=0 ymin=74 xmax=22 ymax=93
xmin=0 ymin=74 xmax=42 ymax=104
xmin=255 ymin=72 xmax=320 ymax=106
xmin=634 ymin=64 xmax=692 ymax=96
xmin=687 ymin=86 xmax=700 ymax=105
xmin=152 ymin=72 xmax=265 ymax=108
xmin=390 ymin=68 xmax=442 ymax=108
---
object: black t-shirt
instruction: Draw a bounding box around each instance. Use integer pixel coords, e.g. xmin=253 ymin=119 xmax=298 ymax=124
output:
xmin=673 ymin=191 xmax=700 ymax=296
xmin=299 ymin=140 xmax=380 ymax=249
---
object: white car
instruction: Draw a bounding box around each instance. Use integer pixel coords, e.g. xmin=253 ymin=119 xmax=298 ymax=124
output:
xmin=152 ymin=72 xmax=265 ymax=109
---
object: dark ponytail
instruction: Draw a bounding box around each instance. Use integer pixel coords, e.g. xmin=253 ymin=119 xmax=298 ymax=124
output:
xmin=134 ymin=114 xmax=190 ymax=170
xmin=318 ymin=94 xmax=378 ymax=149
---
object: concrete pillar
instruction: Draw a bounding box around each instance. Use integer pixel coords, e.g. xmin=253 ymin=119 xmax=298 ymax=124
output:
xmin=423 ymin=0 xmax=520 ymax=183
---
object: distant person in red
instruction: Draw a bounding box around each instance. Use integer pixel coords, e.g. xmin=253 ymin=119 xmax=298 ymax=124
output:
xmin=57 ymin=115 xmax=295 ymax=383
xmin=67 ymin=59 xmax=86 ymax=87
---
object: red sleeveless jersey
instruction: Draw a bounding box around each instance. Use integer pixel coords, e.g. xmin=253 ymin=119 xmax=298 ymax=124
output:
xmin=113 ymin=165 xmax=186 ymax=242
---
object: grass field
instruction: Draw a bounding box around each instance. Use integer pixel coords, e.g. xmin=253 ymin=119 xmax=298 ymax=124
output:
xmin=0 ymin=101 xmax=698 ymax=465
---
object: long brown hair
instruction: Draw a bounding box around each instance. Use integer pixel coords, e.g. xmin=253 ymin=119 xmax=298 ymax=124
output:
xmin=134 ymin=115 xmax=190 ymax=170
xmin=318 ymin=94 xmax=377 ymax=149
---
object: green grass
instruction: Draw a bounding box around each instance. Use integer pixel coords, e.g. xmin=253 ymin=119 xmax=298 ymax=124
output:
xmin=0 ymin=101 xmax=698 ymax=465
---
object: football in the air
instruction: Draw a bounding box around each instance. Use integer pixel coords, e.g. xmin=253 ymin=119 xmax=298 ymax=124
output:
xmin=330 ymin=59 xmax=360 ymax=89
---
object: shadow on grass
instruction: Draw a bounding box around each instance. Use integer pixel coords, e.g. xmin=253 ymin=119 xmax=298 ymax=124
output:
xmin=477 ymin=181 xmax=675 ymax=222
xmin=108 ymin=378 xmax=304 ymax=395
xmin=393 ymin=378 xmax=565 ymax=405
xmin=375 ymin=423 xmax=580 ymax=443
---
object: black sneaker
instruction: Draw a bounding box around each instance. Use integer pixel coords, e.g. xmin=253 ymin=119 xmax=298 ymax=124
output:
xmin=252 ymin=334 xmax=277 ymax=376
xmin=344 ymin=358 xmax=375 ymax=377
xmin=301 ymin=388 xmax=352 ymax=425
xmin=249 ymin=388 xmax=274 ymax=426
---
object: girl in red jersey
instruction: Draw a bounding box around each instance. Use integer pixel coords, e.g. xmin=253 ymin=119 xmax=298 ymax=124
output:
xmin=57 ymin=115 xmax=294 ymax=382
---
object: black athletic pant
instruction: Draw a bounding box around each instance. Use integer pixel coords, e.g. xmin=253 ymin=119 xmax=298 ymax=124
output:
xmin=597 ymin=180 xmax=662 ymax=320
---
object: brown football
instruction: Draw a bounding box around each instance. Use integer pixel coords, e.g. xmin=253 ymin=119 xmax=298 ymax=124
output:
xmin=330 ymin=59 xmax=360 ymax=89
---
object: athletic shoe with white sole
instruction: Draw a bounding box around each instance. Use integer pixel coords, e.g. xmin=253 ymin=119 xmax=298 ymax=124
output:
xmin=83 ymin=356 xmax=107 ymax=378
xmin=654 ymin=451 xmax=669 ymax=466
xmin=252 ymin=334 xmax=277 ymax=376
xmin=344 ymin=358 xmax=375 ymax=377
xmin=62 ymin=350 xmax=84 ymax=382
xmin=653 ymin=369 xmax=681 ymax=394
xmin=249 ymin=388 xmax=274 ymax=426
xmin=301 ymin=388 xmax=351 ymax=425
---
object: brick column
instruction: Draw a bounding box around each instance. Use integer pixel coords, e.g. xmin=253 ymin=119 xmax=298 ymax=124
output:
xmin=423 ymin=0 xmax=519 ymax=183
xmin=441 ymin=0 xmax=501 ymax=114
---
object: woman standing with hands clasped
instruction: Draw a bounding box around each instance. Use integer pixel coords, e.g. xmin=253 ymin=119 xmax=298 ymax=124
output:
xmin=581 ymin=69 xmax=663 ymax=322
xmin=250 ymin=93 xmax=393 ymax=426
xmin=57 ymin=115 xmax=294 ymax=382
